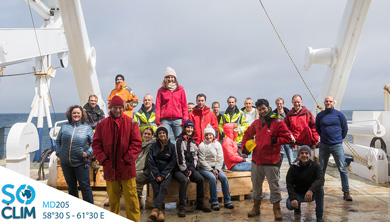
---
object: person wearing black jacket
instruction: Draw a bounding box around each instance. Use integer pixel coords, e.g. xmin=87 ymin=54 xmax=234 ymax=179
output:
xmin=148 ymin=126 xmax=176 ymax=222
xmin=83 ymin=95 xmax=105 ymax=130
xmin=286 ymin=145 xmax=324 ymax=222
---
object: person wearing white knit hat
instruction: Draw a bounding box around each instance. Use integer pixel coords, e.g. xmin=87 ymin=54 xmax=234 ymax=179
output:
xmin=155 ymin=67 xmax=189 ymax=143
xmin=198 ymin=124 xmax=234 ymax=211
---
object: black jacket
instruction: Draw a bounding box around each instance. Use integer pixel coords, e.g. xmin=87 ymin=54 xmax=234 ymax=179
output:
xmin=83 ymin=103 xmax=105 ymax=129
xmin=286 ymin=159 xmax=324 ymax=201
xmin=148 ymin=140 xmax=176 ymax=180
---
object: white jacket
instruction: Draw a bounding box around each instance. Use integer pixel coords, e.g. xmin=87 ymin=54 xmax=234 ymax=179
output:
xmin=198 ymin=140 xmax=224 ymax=171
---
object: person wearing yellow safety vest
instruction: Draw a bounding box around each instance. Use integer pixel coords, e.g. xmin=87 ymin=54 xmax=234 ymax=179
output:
xmin=133 ymin=94 xmax=158 ymax=134
xmin=108 ymin=74 xmax=139 ymax=118
xmin=219 ymin=96 xmax=249 ymax=153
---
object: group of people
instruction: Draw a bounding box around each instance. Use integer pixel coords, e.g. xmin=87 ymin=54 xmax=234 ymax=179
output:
xmin=55 ymin=67 xmax=352 ymax=222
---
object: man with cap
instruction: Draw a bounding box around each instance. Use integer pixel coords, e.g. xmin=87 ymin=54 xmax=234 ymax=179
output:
xmin=286 ymin=145 xmax=324 ymax=222
xmin=108 ymin=74 xmax=139 ymax=118
xmin=92 ymin=95 xmax=142 ymax=222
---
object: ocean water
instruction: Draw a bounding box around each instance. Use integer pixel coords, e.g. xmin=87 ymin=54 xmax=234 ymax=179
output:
xmin=0 ymin=111 xmax=353 ymax=160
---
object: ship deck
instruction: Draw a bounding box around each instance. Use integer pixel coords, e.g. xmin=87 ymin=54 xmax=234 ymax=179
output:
xmin=2 ymin=160 xmax=389 ymax=221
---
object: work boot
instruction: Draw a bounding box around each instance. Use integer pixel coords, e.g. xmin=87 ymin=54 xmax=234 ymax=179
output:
xmin=157 ymin=210 xmax=165 ymax=222
xmin=196 ymin=203 xmax=212 ymax=212
xmin=178 ymin=208 xmax=186 ymax=217
xmin=273 ymin=201 xmax=283 ymax=221
xmin=343 ymin=192 xmax=353 ymax=201
xmin=247 ymin=199 xmax=261 ymax=217
xmin=149 ymin=208 xmax=159 ymax=221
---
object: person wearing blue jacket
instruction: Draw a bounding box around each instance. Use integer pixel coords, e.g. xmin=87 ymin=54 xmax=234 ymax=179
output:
xmin=148 ymin=126 xmax=176 ymax=222
xmin=56 ymin=105 xmax=94 ymax=204
xmin=315 ymin=96 xmax=351 ymax=201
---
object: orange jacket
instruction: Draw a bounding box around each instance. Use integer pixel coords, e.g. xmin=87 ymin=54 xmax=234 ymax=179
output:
xmin=108 ymin=81 xmax=138 ymax=117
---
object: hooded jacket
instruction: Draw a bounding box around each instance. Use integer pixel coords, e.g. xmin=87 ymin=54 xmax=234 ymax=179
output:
xmin=189 ymin=106 xmax=219 ymax=145
xmin=148 ymin=139 xmax=177 ymax=180
xmin=83 ymin=103 xmax=105 ymax=130
xmin=198 ymin=140 xmax=224 ymax=171
xmin=155 ymin=85 xmax=188 ymax=126
xmin=219 ymin=105 xmax=249 ymax=144
xmin=174 ymin=134 xmax=198 ymax=177
xmin=108 ymin=81 xmax=139 ymax=117
xmin=286 ymin=159 xmax=324 ymax=201
xmin=135 ymin=138 xmax=156 ymax=180
xmin=92 ymin=112 xmax=142 ymax=181
xmin=56 ymin=121 xmax=94 ymax=165
xmin=241 ymin=110 xmax=291 ymax=166
xmin=222 ymin=123 xmax=245 ymax=169
xmin=133 ymin=104 xmax=158 ymax=133
xmin=284 ymin=106 xmax=319 ymax=146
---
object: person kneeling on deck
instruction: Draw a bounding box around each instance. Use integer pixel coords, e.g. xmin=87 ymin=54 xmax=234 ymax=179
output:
xmin=148 ymin=126 xmax=177 ymax=222
xmin=92 ymin=95 xmax=142 ymax=222
xmin=174 ymin=120 xmax=212 ymax=217
xmin=198 ymin=124 xmax=234 ymax=211
xmin=286 ymin=145 xmax=324 ymax=222
xmin=241 ymin=99 xmax=291 ymax=220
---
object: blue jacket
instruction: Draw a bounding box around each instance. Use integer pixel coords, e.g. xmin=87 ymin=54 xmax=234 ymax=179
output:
xmin=315 ymin=108 xmax=348 ymax=144
xmin=148 ymin=140 xmax=176 ymax=180
xmin=56 ymin=121 xmax=94 ymax=165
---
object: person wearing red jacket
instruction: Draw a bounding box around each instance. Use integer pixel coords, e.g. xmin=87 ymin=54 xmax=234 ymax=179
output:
xmin=284 ymin=94 xmax=319 ymax=149
xmin=92 ymin=95 xmax=142 ymax=222
xmin=189 ymin=93 xmax=219 ymax=145
xmin=155 ymin=67 xmax=188 ymax=143
xmin=222 ymin=123 xmax=251 ymax=171
xmin=241 ymin=99 xmax=291 ymax=221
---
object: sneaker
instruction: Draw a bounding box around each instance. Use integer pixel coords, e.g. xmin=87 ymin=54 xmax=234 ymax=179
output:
xmin=224 ymin=203 xmax=234 ymax=209
xmin=343 ymin=192 xmax=353 ymax=201
xmin=196 ymin=203 xmax=212 ymax=212
xmin=211 ymin=204 xmax=220 ymax=211
xmin=178 ymin=209 xmax=186 ymax=217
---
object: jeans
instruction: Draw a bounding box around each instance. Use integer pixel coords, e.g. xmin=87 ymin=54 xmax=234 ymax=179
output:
xmin=60 ymin=163 xmax=93 ymax=204
xmin=251 ymin=162 xmax=281 ymax=203
xmin=230 ymin=161 xmax=251 ymax=171
xmin=161 ymin=119 xmax=182 ymax=143
xmin=173 ymin=170 xmax=205 ymax=209
xmin=150 ymin=175 xmax=172 ymax=210
xmin=286 ymin=186 xmax=324 ymax=219
xmin=319 ymin=143 xmax=349 ymax=192
xmin=199 ymin=168 xmax=232 ymax=205
xmin=283 ymin=144 xmax=295 ymax=166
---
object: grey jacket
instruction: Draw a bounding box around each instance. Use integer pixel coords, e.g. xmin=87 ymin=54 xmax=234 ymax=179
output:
xmin=198 ymin=140 xmax=224 ymax=171
xmin=135 ymin=138 xmax=156 ymax=177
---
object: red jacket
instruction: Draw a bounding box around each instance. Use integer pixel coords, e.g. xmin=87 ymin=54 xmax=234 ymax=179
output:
xmin=155 ymin=85 xmax=188 ymax=126
xmin=284 ymin=106 xmax=319 ymax=146
xmin=242 ymin=115 xmax=291 ymax=166
xmin=92 ymin=112 xmax=142 ymax=181
xmin=189 ymin=106 xmax=219 ymax=145
xmin=222 ymin=123 xmax=244 ymax=169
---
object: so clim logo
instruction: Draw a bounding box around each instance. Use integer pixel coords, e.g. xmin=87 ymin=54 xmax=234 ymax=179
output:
xmin=1 ymin=184 xmax=36 ymax=219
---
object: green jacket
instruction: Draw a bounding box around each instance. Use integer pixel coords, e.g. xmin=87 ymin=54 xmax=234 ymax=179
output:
xmin=219 ymin=105 xmax=249 ymax=143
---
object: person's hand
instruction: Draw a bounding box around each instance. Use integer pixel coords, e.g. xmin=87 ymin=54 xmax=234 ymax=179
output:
xmin=291 ymin=200 xmax=299 ymax=209
xmin=156 ymin=176 xmax=163 ymax=182
xmin=291 ymin=135 xmax=296 ymax=143
xmin=311 ymin=144 xmax=317 ymax=150
xmin=82 ymin=152 xmax=87 ymax=158
xmin=246 ymin=158 xmax=251 ymax=163
xmin=213 ymin=170 xmax=218 ymax=179
xmin=187 ymin=170 xmax=192 ymax=182
xmin=304 ymin=190 xmax=313 ymax=202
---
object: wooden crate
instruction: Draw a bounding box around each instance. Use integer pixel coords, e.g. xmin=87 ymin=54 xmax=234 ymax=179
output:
xmin=146 ymin=170 xmax=253 ymax=206
xmin=56 ymin=164 xmax=95 ymax=189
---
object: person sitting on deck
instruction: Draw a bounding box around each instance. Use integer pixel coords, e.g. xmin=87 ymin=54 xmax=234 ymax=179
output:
xmin=148 ymin=126 xmax=176 ymax=222
xmin=286 ymin=145 xmax=324 ymax=222
xmin=222 ymin=123 xmax=251 ymax=171
xmin=173 ymin=120 xmax=212 ymax=217
xmin=198 ymin=124 xmax=234 ymax=211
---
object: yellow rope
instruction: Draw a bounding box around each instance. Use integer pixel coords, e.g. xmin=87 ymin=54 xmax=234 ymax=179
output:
xmin=343 ymin=139 xmax=372 ymax=170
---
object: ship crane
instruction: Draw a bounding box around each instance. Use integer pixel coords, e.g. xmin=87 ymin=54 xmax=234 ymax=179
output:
xmin=0 ymin=0 xmax=107 ymax=177
xmin=304 ymin=0 xmax=389 ymax=183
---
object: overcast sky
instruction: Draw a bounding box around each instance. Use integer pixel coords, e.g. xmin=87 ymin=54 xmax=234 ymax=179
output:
xmin=0 ymin=0 xmax=389 ymax=115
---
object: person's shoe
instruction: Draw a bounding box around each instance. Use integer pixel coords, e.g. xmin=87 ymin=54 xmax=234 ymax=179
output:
xmin=211 ymin=204 xmax=220 ymax=211
xmin=196 ymin=203 xmax=212 ymax=212
xmin=294 ymin=208 xmax=301 ymax=215
xmin=317 ymin=217 xmax=324 ymax=222
xmin=103 ymin=200 xmax=109 ymax=207
xmin=273 ymin=201 xmax=283 ymax=221
xmin=247 ymin=199 xmax=261 ymax=217
xmin=178 ymin=209 xmax=186 ymax=217
xmin=343 ymin=192 xmax=353 ymax=201
xmin=224 ymin=203 xmax=234 ymax=209
xmin=157 ymin=210 xmax=165 ymax=222
xmin=149 ymin=209 xmax=159 ymax=221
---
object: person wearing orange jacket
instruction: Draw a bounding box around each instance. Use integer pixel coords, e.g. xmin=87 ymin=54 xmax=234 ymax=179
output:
xmin=108 ymin=74 xmax=138 ymax=118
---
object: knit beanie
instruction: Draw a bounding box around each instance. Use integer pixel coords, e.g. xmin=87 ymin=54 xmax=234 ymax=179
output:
xmin=183 ymin=120 xmax=194 ymax=128
xmin=299 ymin=145 xmax=311 ymax=156
xmin=155 ymin=125 xmax=168 ymax=136
xmin=164 ymin=67 xmax=177 ymax=78
xmin=115 ymin=74 xmax=125 ymax=81
xmin=109 ymin=95 xmax=124 ymax=108
xmin=204 ymin=124 xmax=216 ymax=137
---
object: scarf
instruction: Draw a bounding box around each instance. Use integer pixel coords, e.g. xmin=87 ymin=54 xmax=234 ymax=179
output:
xmin=167 ymin=83 xmax=177 ymax=92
